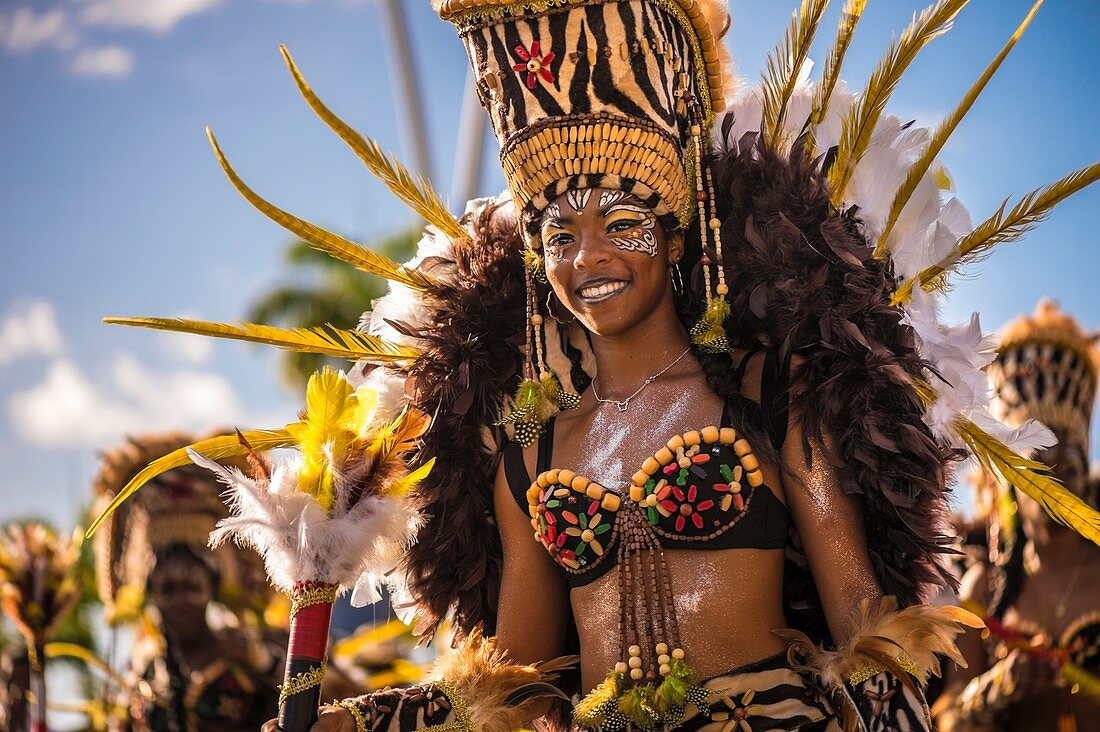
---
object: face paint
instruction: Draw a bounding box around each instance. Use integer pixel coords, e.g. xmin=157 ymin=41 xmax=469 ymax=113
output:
xmin=604 ymin=199 xmax=658 ymax=257
xmin=565 ymin=188 xmax=591 ymax=213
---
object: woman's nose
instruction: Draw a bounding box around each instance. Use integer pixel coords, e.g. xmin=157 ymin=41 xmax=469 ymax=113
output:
xmin=571 ymin=232 xmax=613 ymax=269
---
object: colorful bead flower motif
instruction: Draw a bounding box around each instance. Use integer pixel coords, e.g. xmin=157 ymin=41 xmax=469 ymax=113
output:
xmin=629 ymin=427 xmax=763 ymax=539
xmin=527 ymin=469 xmax=620 ymax=573
xmin=512 ymin=41 xmax=556 ymax=89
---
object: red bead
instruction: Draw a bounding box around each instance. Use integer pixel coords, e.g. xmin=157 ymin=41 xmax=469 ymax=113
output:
xmin=696 ymin=191 xmax=706 ymax=201
xmin=701 ymin=255 xmax=711 ymax=265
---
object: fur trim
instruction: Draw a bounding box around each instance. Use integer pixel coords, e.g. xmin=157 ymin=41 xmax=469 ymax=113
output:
xmin=401 ymin=198 xmax=527 ymax=638
xmin=427 ymin=629 xmax=576 ymax=732
xmin=775 ymin=596 xmax=983 ymax=692
xmin=701 ymin=132 xmax=959 ymax=609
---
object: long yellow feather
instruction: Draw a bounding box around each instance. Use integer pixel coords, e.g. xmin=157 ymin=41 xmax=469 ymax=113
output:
xmin=761 ymin=0 xmax=831 ymax=149
xmin=957 ymin=418 xmax=1100 ymax=547
xmin=808 ymin=0 xmax=867 ymax=142
xmin=45 ymin=642 xmax=127 ymax=685
xmin=279 ymin=46 xmax=470 ymax=244
xmin=288 ymin=368 xmax=359 ymax=511
xmin=85 ymin=428 xmax=297 ymax=538
xmin=206 ymin=128 xmax=437 ymax=291
xmin=103 ymin=317 xmax=422 ymax=364
xmin=875 ymin=0 xmax=1043 ymax=257
xmin=828 ymin=0 xmax=969 ymax=206
xmin=893 ymin=161 xmax=1100 ymax=304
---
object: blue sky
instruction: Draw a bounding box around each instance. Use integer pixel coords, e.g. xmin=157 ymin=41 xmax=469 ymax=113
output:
xmin=1 ymin=0 xmax=1098 ymax=530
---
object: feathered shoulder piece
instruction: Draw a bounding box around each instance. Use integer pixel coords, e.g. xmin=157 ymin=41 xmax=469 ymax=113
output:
xmin=700 ymin=0 xmax=1100 ymax=612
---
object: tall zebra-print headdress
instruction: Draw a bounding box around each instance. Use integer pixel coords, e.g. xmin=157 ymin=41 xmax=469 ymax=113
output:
xmin=989 ymin=300 xmax=1099 ymax=472
xmin=436 ymin=0 xmax=734 ymax=239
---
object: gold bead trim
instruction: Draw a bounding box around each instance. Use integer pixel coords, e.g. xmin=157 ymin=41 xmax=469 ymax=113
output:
xmin=279 ymin=665 xmax=327 ymax=706
xmin=290 ymin=583 xmax=339 ymax=618
xmin=422 ymin=680 xmax=475 ymax=732
xmin=847 ymin=655 xmax=921 ymax=686
xmin=500 ymin=114 xmax=689 ymax=227
xmin=331 ymin=699 xmax=368 ymax=732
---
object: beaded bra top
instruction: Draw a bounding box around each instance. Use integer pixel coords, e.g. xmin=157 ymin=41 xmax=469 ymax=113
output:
xmin=504 ymin=413 xmax=790 ymax=588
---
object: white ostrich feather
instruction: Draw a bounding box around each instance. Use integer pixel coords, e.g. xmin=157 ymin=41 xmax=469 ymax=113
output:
xmin=191 ymin=448 xmax=424 ymax=601
xmin=719 ymin=78 xmax=1042 ymax=464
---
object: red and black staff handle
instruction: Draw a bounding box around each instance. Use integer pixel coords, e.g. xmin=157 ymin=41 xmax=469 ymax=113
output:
xmin=278 ymin=582 xmax=338 ymax=732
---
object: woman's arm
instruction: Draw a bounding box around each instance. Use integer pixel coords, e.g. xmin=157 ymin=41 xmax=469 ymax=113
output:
xmin=491 ymin=457 xmax=573 ymax=666
xmin=779 ymin=415 xmax=882 ymax=643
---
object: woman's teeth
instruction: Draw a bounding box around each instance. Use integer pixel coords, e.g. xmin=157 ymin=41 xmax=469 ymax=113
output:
xmin=579 ymin=280 xmax=627 ymax=301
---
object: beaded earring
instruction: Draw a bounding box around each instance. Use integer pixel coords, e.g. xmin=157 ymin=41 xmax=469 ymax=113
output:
xmin=687 ymin=124 xmax=731 ymax=353
xmin=497 ymin=242 xmax=580 ymax=447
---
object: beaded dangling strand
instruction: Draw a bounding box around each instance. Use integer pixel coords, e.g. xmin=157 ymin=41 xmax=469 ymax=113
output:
xmin=688 ymin=124 xmax=731 ymax=353
xmin=496 ymin=246 xmax=579 ymax=447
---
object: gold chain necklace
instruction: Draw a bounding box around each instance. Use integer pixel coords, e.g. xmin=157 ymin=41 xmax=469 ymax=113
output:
xmin=592 ymin=346 xmax=692 ymax=412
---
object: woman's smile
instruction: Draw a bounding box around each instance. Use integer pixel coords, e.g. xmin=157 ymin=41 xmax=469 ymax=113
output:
xmin=576 ymin=277 xmax=630 ymax=303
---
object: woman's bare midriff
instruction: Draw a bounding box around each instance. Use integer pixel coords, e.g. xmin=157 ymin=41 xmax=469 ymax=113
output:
xmin=570 ymin=545 xmax=789 ymax=691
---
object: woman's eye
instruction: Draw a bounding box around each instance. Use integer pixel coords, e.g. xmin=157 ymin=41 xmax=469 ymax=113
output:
xmin=546 ymin=234 xmax=573 ymax=250
xmin=607 ymin=219 xmax=641 ymax=233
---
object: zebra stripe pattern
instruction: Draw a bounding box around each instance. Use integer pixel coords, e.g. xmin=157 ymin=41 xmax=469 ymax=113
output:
xmin=454 ymin=0 xmax=710 ymax=236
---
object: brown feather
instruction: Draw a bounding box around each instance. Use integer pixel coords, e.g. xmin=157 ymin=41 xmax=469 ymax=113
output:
xmin=427 ymin=629 xmax=576 ymax=732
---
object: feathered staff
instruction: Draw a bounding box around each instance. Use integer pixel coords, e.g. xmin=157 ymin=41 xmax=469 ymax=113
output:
xmin=87 ymin=367 xmax=432 ymax=731
xmin=0 ymin=524 xmax=83 ymax=732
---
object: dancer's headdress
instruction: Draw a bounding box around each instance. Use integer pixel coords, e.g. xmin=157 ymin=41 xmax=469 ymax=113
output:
xmin=989 ymin=299 xmax=1099 ymax=466
xmin=90 ymin=432 xmax=270 ymax=624
xmin=436 ymin=0 xmax=732 ymax=239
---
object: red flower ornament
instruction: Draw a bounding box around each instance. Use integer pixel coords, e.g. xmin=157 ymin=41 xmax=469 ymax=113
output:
xmin=513 ymin=41 xmax=555 ymax=89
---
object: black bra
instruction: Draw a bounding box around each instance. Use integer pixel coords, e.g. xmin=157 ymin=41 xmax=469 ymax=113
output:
xmin=503 ymin=351 xmax=793 ymax=588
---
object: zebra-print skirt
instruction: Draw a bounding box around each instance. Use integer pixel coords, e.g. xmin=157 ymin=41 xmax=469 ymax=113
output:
xmin=655 ymin=652 xmax=842 ymax=731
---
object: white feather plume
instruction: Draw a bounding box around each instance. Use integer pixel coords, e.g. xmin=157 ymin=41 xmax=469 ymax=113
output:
xmin=717 ymin=78 xmax=1049 ymax=462
xmin=190 ymin=448 xmax=423 ymax=603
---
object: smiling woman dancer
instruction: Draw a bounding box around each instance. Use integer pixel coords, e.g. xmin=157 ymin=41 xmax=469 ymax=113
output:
xmin=94 ymin=0 xmax=1100 ymax=730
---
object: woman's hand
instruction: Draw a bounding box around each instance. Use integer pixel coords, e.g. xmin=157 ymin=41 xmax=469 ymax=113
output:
xmin=260 ymin=706 xmax=356 ymax=732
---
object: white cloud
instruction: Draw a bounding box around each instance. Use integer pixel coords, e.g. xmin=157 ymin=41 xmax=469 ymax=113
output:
xmin=159 ymin=332 xmax=214 ymax=364
xmin=0 ymin=8 xmax=78 ymax=53
xmin=70 ymin=44 xmax=134 ymax=77
xmin=156 ymin=309 xmax=213 ymax=364
xmin=78 ymin=0 xmax=224 ymax=33
xmin=0 ymin=301 xmax=64 ymax=366
xmin=8 ymin=354 xmax=248 ymax=449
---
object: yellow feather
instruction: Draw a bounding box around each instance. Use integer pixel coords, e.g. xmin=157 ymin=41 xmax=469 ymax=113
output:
xmin=289 ymin=368 xmax=359 ymax=511
xmin=350 ymin=386 xmax=380 ymax=437
xmin=957 ymin=418 xmax=1100 ymax=547
xmin=103 ymin=317 xmax=422 ymax=364
xmin=809 ymin=0 xmax=867 ymax=145
xmin=331 ymin=618 xmax=410 ymax=660
xmin=46 ymin=642 xmax=127 ymax=685
xmin=761 ymin=0 xmax=831 ymax=149
xmin=206 ymin=128 xmax=437 ymax=291
xmin=876 ymin=0 xmax=1042 ymax=257
xmin=85 ymin=428 xmax=297 ymax=538
xmin=385 ymin=457 xmax=436 ymax=497
xmin=894 ymin=161 xmax=1100 ymax=303
xmin=828 ymin=0 xmax=968 ymax=206
xmin=280 ymin=46 xmax=469 ymax=244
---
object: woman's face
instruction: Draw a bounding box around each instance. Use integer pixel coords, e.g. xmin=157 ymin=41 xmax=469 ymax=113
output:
xmin=540 ymin=188 xmax=682 ymax=336
xmin=148 ymin=552 xmax=214 ymax=639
